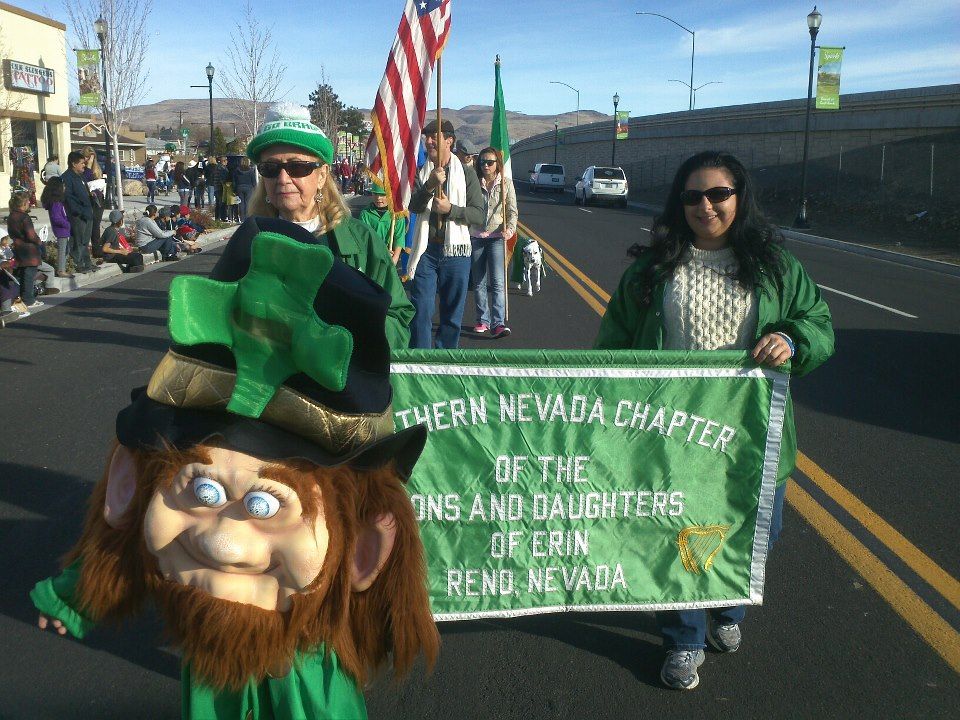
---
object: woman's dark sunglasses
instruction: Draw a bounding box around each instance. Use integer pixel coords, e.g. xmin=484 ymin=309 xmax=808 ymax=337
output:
xmin=680 ymin=187 xmax=737 ymax=205
xmin=257 ymin=160 xmax=322 ymax=179
xmin=479 ymin=159 xmax=497 ymax=166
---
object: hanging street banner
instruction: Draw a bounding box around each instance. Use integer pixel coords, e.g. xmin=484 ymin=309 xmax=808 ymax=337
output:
xmin=75 ymin=49 xmax=102 ymax=107
xmin=390 ymin=349 xmax=789 ymax=621
xmin=615 ymin=111 xmax=630 ymax=140
xmin=816 ymin=47 xmax=844 ymax=110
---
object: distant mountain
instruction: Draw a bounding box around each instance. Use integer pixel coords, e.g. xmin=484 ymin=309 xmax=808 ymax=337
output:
xmin=123 ymin=99 xmax=610 ymax=146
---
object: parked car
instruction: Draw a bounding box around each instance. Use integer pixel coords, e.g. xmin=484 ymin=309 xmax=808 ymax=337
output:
xmin=575 ymin=166 xmax=628 ymax=207
xmin=529 ymin=163 xmax=565 ymax=193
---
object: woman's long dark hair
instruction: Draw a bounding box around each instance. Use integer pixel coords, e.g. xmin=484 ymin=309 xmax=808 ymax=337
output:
xmin=40 ymin=176 xmax=65 ymax=207
xmin=629 ymin=150 xmax=784 ymax=305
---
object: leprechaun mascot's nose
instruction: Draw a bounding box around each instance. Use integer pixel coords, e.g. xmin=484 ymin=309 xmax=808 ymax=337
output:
xmin=31 ymin=217 xmax=439 ymax=719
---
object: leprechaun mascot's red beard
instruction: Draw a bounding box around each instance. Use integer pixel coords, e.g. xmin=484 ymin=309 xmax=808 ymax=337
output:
xmin=31 ymin=217 xmax=439 ymax=718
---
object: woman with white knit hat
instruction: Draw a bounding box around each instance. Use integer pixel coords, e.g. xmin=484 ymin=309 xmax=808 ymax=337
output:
xmin=244 ymin=103 xmax=413 ymax=348
xmin=595 ymin=150 xmax=834 ymax=692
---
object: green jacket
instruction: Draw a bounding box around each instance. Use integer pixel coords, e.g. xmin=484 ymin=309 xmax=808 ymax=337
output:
xmin=31 ymin=563 xmax=367 ymax=720
xmin=594 ymin=246 xmax=834 ymax=484
xmin=319 ymin=217 xmax=413 ymax=350
xmin=358 ymin=205 xmax=407 ymax=251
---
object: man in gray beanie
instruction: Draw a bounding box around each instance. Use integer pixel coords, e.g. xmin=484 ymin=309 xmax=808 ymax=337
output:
xmin=100 ymin=210 xmax=144 ymax=272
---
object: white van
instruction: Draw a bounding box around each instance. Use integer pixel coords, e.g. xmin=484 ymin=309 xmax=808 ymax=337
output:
xmin=529 ymin=163 xmax=565 ymax=193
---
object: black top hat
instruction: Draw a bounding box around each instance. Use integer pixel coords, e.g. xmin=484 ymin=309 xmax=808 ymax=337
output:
xmin=116 ymin=216 xmax=426 ymax=478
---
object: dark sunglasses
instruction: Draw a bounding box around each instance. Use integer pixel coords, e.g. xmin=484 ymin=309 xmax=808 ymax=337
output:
xmin=680 ymin=186 xmax=737 ymax=205
xmin=257 ymin=160 xmax=322 ymax=179
xmin=479 ymin=159 xmax=497 ymax=166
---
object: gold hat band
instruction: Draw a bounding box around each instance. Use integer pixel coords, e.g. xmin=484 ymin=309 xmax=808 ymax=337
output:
xmin=146 ymin=351 xmax=395 ymax=456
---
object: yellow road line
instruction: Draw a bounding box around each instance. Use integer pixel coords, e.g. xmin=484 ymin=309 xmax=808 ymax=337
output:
xmin=524 ymin=215 xmax=960 ymax=664
xmin=787 ymin=481 xmax=960 ymax=673
xmin=797 ymin=452 xmax=960 ymax=612
xmin=519 ymin=221 xmax=611 ymax=305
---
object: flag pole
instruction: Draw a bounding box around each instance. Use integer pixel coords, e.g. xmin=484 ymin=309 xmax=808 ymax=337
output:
xmin=497 ymin=55 xmax=510 ymax=323
xmin=435 ymin=57 xmax=443 ymax=201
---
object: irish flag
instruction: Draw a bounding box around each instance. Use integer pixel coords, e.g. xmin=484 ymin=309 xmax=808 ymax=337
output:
xmin=490 ymin=55 xmax=517 ymax=260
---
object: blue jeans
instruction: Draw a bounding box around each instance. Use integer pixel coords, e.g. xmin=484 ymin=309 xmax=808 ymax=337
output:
xmin=137 ymin=236 xmax=178 ymax=258
xmin=206 ymin=185 xmax=216 ymax=206
xmin=471 ymin=236 xmax=506 ymax=328
xmin=145 ymin=180 xmax=156 ymax=203
xmin=18 ymin=265 xmax=38 ymax=305
xmin=657 ymin=481 xmax=787 ymax=650
xmin=409 ymin=243 xmax=471 ymax=349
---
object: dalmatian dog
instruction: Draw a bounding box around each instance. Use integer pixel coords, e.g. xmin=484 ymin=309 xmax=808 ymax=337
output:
xmin=522 ymin=240 xmax=545 ymax=296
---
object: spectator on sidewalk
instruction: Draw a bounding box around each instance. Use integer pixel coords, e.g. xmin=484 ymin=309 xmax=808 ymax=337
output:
xmin=244 ymin=102 xmax=413 ymax=349
xmin=135 ymin=205 xmax=180 ymax=260
xmin=470 ymin=146 xmax=517 ymax=339
xmin=39 ymin=176 xmax=75 ymax=279
xmin=144 ymin=159 xmax=158 ymax=203
xmin=192 ymin=165 xmax=206 ymax=209
xmin=214 ymin=156 xmax=230 ymax=221
xmin=232 ymin=157 xmax=257 ymax=220
xmin=40 ymin=155 xmax=61 ymax=185
xmin=100 ymin=209 xmax=144 ymax=272
xmin=173 ymin=161 xmax=192 ymax=208
xmin=80 ymin=147 xmax=106 ymax=256
xmin=406 ymin=119 xmax=484 ymax=349
xmin=7 ymin=192 xmax=45 ymax=308
xmin=62 ymin=151 xmax=97 ymax=274
xmin=358 ymin=185 xmax=405 ymax=264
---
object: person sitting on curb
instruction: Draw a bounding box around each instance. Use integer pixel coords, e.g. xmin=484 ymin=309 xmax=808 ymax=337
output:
xmin=100 ymin=210 xmax=144 ymax=272
xmin=358 ymin=185 xmax=406 ymax=265
xmin=135 ymin=205 xmax=180 ymax=261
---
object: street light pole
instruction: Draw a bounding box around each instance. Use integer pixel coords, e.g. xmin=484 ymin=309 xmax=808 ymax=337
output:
xmin=94 ymin=17 xmax=112 ymax=209
xmin=637 ymin=12 xmax=695 ymax=111
xmin=549 ymin=81 xmax=580 ymax=126
xmin=669 ymin=80 xmax=723 ymax=110
xmin=611 ymin=93 xmax=620 ymax=166
xmin=190 ymin=63 xmax=216 ymax=159
xmin=553 ymin=121 xmax=558 ymax=163
xmin=795 ymin=6 xmax=822 ymax=228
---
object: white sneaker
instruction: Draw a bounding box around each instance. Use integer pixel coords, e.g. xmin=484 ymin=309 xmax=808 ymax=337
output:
xmin=18 ymin=310 xmax=31 ymax=317
xmin=24 ymin=300 xmax=44 ymax=308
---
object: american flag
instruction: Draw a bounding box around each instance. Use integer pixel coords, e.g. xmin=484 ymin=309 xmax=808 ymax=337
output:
xmin=365 ymin=0 xmax=452 ymax=217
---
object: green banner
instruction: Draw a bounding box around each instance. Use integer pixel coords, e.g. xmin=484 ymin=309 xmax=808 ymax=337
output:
xmin=75 ymin=49 xmax=101 ymax=107
xmin=390 ymin=349 xmax=789 ymax=621
xmin=816 ymin=47 xmax=843 ymax=110
xmin=615 ymin=111 xmax=629 ymax=140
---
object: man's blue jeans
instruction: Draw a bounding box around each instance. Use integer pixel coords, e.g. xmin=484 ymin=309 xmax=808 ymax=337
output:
xmin=657 ymin=481 xmax=787 ymax=650
xmin=471 ymin=236 xmax=506 ymax=328
xmin=409 ymin=243 xmax=471 ymax=349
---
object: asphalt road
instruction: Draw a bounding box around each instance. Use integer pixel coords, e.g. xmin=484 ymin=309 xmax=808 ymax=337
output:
xmin=1 ymin=197 xmax=957 ymax=718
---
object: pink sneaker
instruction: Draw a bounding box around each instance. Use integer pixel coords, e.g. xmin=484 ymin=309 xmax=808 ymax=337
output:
xmin=492 ymin=325 xmax=511 ymax=339
xmin=474 ymin=323 xmax=489 ymax=333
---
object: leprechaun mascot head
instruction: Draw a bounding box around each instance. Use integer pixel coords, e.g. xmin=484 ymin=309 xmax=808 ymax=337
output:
xmin=31 ymin=218 xmax=439 ymax=717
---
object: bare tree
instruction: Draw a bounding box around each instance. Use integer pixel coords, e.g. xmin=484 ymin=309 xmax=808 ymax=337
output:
xmin=217 ymin=1 xmax=288 ymax=139
xmin=308 ymin=66 xmax=343 ymax=142
xmin=63 ymin=0 xmax=153 ymax=210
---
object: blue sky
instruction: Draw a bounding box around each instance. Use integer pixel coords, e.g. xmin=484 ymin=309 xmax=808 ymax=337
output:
xmin=21 ymin=0 xmax=960 ymax=119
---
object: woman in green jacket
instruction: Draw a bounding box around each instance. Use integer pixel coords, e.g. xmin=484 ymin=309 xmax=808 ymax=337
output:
xmin=245 ymin=103 xmax=413 ymax=350
xmin=595 ymin=150 xmax=834 ymax=692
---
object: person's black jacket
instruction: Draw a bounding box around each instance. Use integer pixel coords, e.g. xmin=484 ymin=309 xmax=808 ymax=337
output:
xmin=62 ymin=168 xmax=93 ymax=221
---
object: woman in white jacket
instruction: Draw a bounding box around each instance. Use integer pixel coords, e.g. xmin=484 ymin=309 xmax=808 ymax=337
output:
xmin=469 ymin=147 xmax=517 ymax=338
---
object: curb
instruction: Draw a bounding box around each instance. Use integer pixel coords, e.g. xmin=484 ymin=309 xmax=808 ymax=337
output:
xmin=46 ymin=225 xmax=236 ymax=293
xmin=2 ymin=226 xmax=236 ymax=328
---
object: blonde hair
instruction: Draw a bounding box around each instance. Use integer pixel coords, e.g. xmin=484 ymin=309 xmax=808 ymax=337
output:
xmin=247 ymin=166 xmax=351 ymax=233
xmin=81 ymin=146 xmax=103 ymax=179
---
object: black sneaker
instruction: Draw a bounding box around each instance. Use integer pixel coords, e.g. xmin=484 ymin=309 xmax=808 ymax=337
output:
xmin=661 ymin=649 xmax=705 ymax=690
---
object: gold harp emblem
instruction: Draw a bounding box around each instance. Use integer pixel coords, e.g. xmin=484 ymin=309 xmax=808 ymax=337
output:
xmin=677 ymin=524 xmax=731 ymax=574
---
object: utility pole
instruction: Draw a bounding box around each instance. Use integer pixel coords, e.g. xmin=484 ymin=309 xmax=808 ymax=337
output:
xmin=175 ymin=110 xmax=188 ymax=155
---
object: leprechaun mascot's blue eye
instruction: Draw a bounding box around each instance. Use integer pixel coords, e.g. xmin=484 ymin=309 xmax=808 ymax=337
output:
xmin=244 ymin=492 xmax=281 ymax=519
xmin=193 ymin=477 xmax=227 ymax=507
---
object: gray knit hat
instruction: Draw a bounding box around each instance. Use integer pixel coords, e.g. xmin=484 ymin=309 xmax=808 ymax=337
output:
xmin=246 ymin=103 xmax=334 ymax=165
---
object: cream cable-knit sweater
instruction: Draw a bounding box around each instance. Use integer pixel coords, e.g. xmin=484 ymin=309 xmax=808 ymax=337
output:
xmin=662 ymin=245 xmax=758 ymax=351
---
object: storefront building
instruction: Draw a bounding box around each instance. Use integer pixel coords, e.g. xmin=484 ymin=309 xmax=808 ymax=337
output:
xmin=0 ymin=1 xmax=71 ymax=209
